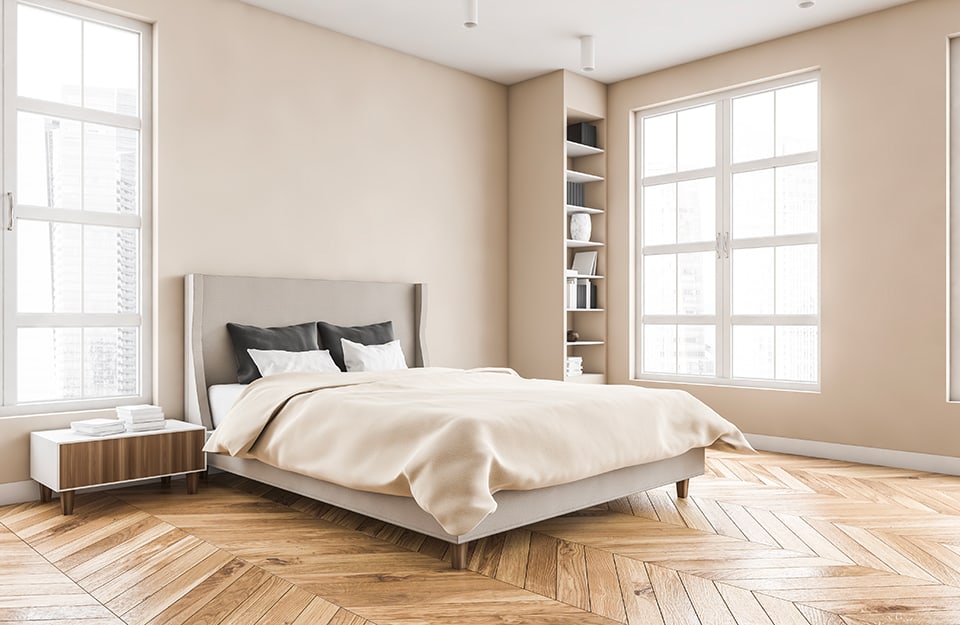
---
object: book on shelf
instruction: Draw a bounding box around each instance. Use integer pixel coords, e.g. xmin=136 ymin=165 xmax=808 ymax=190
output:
xmin=566 ymin=181 xmax=585 ymax=207
xmin=71 ymin=418 xmax=125 ymax=436
xmin=124 ymin=420 xmax=167 ymax=432
xmin=565 ymin=355 xmax=584 ymax=377
xmin=571 ymin=251 xmax=597 ymax=277
xmin=576 ymin=278 xmax=592 ymax=309
xmin=566 ymin=277 xmax=578 ymax=309
xmin=567 ymin=122 xmax=598 ymax=147
xmin=117 ymin=404 xmax=164 ymax=423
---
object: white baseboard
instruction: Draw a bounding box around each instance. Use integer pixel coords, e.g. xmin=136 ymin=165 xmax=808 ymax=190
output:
xmin=746 ymin=433 xmax=960 ymax=476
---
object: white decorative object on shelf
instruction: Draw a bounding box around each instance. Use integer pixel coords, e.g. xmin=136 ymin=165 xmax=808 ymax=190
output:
xmin=569 ymin=213 xmax=592 ymax=241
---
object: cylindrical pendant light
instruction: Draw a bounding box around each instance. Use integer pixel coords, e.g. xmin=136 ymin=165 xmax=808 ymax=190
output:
xmin=464 ymin=0 xmax=478 ymax=28
xmin=580 ymin=35 xmax=596 ymax=72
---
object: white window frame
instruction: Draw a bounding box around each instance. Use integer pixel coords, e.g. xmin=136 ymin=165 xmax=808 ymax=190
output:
xmin=0 ymin=0 xmax=152 ymax=415
xmin=635 ymin=71 xmax=820 ymax=391
xmin=950 ymin=37 xmax=960 ymax=402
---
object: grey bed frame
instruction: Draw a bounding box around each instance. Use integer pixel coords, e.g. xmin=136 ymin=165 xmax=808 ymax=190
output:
xmin=184 ymin=273 xmax=704 ymax=569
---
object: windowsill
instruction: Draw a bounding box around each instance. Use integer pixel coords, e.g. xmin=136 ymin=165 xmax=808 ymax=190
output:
xmin=0 ymin=397 xmax=152 ymax=420
xmin=629 ymin=376 xmax=821 ymax=394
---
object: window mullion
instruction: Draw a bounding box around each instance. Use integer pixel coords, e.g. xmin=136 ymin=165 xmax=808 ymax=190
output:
xmin=718 ymin=96 xmax=732 ymax=381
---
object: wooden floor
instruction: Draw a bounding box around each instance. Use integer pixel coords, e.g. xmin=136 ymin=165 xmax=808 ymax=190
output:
xmin=3 ymin=450 xmax=960 ymax=624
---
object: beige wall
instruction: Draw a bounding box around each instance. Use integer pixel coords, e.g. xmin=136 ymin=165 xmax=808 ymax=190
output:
xmin=608 ymin=0 xmax=960 ymax=457
xmin=0 ymin=0 xmax=508 ymax=485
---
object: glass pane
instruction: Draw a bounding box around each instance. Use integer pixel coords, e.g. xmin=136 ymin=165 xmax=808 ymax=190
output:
xmin=84 ymin=226 xmax=139 ymax=313
xmin=18 ymin=220 xmax=53 ymax=313
xmin=776 ymin=81 xmax=818 ymax=157
xmin=732 ymin=325 xmax=774 ymax=379
xmin=732 ymin=247 xmax=774 ymax=315
xmin=776 ymin=244 xmax=818 ymax=314
xmin=677 ymin=104 xmax=715 ymax=172
xmin=18 ymin=328 xmax=82 ymax=402
xmin=678 ymin=325 xmax=716 ymax=376
xmin=18 ymin=221 xmax=81 ymax=313
xmin=776 ymin=163 xmax=818 ymax=235
xmin=776 ymin=326 xmax=818 ymax=382
xmin=677 ymin=177 xmax=715 ymax=243
xmin=643 ymin=324 xmax=676 ymax=374
xmin=18 ymin=327 xmax=139 ymax=402
xmin=643 ymin=113 xmax=676 ymax=177
xmin=84 ymin=327 xmax=139 ymax=397
xmin=732 ymin=91 xmax=774 ymax=163
xmin=732 ymin=169 xmax=774 ymax=239
xmin=84 ymin=22 xmax=140 ymax=115
xmin=84 ymin=124 xmax=140 ymax=214
xmin=643 ymin=183 xmax=675 ymax=246
xmin=643 ymin=254 xmax=676 ymax=315
xmin=18 ymin=5 xmax=81 ymax=106
xmin=678 ymin=252 xmax=715 ymax=315
xmin=18 ymin=113 xmax=81 ymax=209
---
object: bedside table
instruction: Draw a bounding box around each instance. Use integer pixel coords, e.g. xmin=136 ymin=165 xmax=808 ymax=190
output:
xmin=30 ymin=420 xmax=206 ymax=515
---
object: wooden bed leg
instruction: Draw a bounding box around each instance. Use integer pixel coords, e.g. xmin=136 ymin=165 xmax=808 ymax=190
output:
xmin=676 ymin=479 xmax=689 ymax=499
xmin=451 ymin=542 xmax=468 ymax=570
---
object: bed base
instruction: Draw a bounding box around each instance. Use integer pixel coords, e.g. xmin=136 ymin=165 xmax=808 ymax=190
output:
xmin=207 ymin=447 xmax=704 ymax=569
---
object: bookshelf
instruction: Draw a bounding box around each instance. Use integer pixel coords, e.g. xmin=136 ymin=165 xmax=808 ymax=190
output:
xmin=508 ymin=70 xmax=606 ymax=383
xmin=565 ymin=113 xmax=606 ymax=383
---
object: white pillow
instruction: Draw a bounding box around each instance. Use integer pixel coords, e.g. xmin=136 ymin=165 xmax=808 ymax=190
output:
xmin=341 ymin=338 xmax=408 ymax=372
xmin=247 ymin=348 xmax=340 ymax=377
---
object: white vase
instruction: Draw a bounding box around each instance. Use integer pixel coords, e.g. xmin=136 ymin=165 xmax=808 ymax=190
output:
xmin=569 ymin=213 xmax=592 ymax=242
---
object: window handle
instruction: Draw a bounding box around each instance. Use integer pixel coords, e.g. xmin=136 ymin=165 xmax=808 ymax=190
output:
xmin=5 ymin=192 xmax=13 ymax=232
xmin=716 ymin=232 xmax=722 ymax=259
xmin=723 ymin=232 xmax=730 ymax=258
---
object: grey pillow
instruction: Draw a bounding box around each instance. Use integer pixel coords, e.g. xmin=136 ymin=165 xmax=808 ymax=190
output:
xmin=317 ymin=320 xmax=394 ymax=371
xmin=226 ymin=321 xmax=319 ymax=383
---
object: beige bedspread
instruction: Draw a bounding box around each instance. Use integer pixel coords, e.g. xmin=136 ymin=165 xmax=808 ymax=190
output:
xmin=203 ymin=367 xmax=750 ymax=536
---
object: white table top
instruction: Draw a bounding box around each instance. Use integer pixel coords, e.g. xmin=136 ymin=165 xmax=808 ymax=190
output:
xmin=32 ymin=419 xmax=205 ymax=444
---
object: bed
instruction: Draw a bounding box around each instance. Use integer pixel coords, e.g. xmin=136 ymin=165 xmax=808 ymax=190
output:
xmin=185 ymin=273 xmax=747 ymax=569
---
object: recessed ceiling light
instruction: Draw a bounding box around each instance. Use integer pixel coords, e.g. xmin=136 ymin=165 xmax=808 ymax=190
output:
xmin=798 ymin=0 xmax=815 ymax=7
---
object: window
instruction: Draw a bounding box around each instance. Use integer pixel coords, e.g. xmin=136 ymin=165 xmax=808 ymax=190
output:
xmin=636 ymin=74 xmax=819 ymax=389
xmin=0 ymin=0 xmax=151 ymax=414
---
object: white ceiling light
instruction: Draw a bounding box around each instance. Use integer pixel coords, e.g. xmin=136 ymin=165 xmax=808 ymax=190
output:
xmin=580 ymin=35 xmax=596 ymax=72
xmin=464 ymin=0 xmax=478 ymax=28
xmin=798 ymin=0 xmax=815 ymax=7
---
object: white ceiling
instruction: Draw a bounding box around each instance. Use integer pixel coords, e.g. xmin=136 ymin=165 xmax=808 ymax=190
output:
xmin=237 ymin=0 xmax=916 ymax=85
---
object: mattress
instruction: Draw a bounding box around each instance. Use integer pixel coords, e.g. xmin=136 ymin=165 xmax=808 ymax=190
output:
xmin=208 ymin=383 xmax=246 ymax=428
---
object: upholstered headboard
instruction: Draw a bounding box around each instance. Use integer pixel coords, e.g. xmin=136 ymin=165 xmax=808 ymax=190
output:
xmin=184 ymin=274 xmax=428 ymax=430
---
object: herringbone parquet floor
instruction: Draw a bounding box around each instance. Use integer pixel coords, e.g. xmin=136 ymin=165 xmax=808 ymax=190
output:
xmin=2 ymin=449 xmax=960 ymax=624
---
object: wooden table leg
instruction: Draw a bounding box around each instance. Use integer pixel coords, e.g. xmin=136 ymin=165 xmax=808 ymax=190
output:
xmin=60 ymin=491 xmax=75 ymax=515
xmin=160 ymin=476 xmax=172 ymax=488
xmin=38 ymin=483 xmax=52 ymax=504
xmin=186 ymin=472 xmax=199 ymax=495
xmin=676 ymin=479 xmax=689 ymax=499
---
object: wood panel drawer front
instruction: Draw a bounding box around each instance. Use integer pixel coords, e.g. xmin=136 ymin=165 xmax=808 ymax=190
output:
xmin=59 ymin=429 xmax=205 ymax=489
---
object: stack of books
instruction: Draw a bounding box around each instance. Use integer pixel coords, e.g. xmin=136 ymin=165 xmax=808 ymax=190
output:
xmin=566 ymin=356 xmax=583 ymax=377
xmin=71 ymin=418 xmax=125 ymax=437
xmin=116 ymin=404 xmax=166 ymax=432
